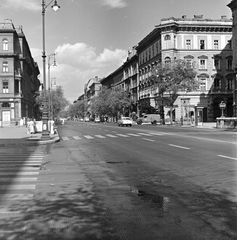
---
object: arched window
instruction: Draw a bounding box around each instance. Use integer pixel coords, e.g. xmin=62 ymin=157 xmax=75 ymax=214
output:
xmin=164 ymin=57 xmax=171 ymax=66
xmin=3 ymin=39 xmax=8 ymax=51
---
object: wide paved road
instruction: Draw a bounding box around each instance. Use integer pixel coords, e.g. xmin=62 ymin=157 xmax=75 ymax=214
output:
xmin=0 ymin=121 xmax=236 ymax=239
xmin=57 ymin=121 xmax=237 ymax=239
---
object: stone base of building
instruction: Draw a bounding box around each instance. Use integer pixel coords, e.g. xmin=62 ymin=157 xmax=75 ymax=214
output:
xmin=216 ymin=117 xmax=237 ymax=129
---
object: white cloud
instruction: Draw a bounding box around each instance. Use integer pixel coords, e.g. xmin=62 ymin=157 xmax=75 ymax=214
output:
xmin=100 ymin=0 xmax=127 ymax=9
xmin=4 ymin=0 xmax=40 ymax=11
xmin=33 ymin=43 xmax=127 ymax=103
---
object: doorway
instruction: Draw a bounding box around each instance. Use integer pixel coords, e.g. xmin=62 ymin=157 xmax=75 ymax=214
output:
xmin=2 ymin=111 xmax=11 ymax=127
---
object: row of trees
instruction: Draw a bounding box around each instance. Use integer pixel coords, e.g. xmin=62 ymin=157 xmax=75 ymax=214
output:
xmin=68 ymin=87 xmax=134 ymax=120
xmin=65 ymin=59 xmax=199 ymax=121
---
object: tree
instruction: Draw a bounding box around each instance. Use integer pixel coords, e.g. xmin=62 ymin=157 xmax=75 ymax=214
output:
xmin=68 ymin=100 xmax=87 ymax=119
xmin=35 ymin=86 xmax=69 ymax=119
xmin=90 ymin=86 xmax=134 ymax=120
xmin=149 ymin=59 xmax=198 ymax=123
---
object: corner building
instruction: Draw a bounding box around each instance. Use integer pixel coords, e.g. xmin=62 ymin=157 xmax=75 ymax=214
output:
xmin=137 ymin=15 xmax=233 ymax=122
xmin=0 ymin=20 xmax=40 ymax=126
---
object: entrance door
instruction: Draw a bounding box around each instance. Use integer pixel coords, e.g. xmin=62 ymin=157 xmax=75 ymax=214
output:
xmin=2 ymin=111 xmax=11 ymax=127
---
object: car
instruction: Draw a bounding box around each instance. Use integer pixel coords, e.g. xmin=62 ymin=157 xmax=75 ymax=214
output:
xmin=94 ymin=117 xmax=100 ymax=123
xmin=84 ymin=117 xmax=90 ymax=122
xmin=118 ymin=117 xmax=132 ymax=127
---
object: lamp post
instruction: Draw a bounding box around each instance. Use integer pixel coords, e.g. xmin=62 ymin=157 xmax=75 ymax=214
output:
xmin=41 ymin=0 xmax=60 ymax=140
xmin=48 ymin=53 xmax=57 ymax=119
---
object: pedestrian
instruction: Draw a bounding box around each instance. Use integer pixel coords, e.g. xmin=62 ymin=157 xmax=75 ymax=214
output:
xmin=27 ymin=118 xmax=35 ymax=136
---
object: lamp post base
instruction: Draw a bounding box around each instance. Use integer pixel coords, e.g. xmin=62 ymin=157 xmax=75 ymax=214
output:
xmin=41 ymin=109 xmax=50 ymax=140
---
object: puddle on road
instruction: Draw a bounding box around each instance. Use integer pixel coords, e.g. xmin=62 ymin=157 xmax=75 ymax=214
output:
xmin=131 ymin=188 xmax=170 ymax=212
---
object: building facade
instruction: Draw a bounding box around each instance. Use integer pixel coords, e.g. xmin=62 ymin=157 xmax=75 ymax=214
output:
xmin=0 ymin=20 xmax=40 ymax=126
xmin=228 ymin=0 xmax=237 ymax=117
xmin=137 ymin=15 xmax=233 ymax=123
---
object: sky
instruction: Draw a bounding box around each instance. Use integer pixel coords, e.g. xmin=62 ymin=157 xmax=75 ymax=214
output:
xmin=1 ymin=0 xmax=232 ymax=103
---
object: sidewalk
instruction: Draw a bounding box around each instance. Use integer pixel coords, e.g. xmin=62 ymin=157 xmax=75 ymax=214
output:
xmin=0 ymin=126 xmax=60 ymax=146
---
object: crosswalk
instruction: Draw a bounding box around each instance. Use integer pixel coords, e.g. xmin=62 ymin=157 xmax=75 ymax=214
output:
xmin=0 ymin=149 xmax=44 ymax=205
xmin=60 ymin=132 xmax=174 ymax=141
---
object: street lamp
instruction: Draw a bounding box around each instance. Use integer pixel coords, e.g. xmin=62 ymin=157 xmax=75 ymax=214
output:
xmin=48 ymin=53 xmax=57 ymax=119
xmin=41 ymin=0 xmax=60 ymax=140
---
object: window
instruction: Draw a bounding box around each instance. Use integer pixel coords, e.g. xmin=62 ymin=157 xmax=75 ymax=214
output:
xmin=227 ymin=59 xmax=232 ymax=70
xmin=164 ymin=57 xmax=171 ymax=66
xmin=3 ymin=81 xmax=9 ymax=93
xmin=200 ymin=40 xmax=205 ymax=49
xmin=199 ymin=59 xmax=206 ymax=69
xmin=3 ymin=61 xmax=8 ymax=72
xmin=186 ymin=39 xmax=191 ymax=49
xmin=199 ymin=78 xmax=206 ymax=91
xmin=227 ymin=40 xmax=232 ymax=49
xmin=214 ymin=78 xmax=221 ymax=89
xmin=214 ymin=59 xmax=220 ymax=70
xmin=227 ymin=78 xmax=233 ymax=90
xmin=213 ymin=40 xmax=219 ymax=49
xmin=164 ymin=35 xmax=171 ymax=40
xmin=3 ymin=39 xmax=8 ymax=51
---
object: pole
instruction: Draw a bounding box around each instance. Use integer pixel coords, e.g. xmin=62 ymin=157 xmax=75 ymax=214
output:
xmin=41 ymin=0 xmax=50 ymax=139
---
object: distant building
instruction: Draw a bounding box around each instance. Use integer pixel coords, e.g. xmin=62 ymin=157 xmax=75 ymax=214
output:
xmin=84 ymin=76 xmax=102 ymax=118
xmin=137 ymin=15 xmax=233 ymax=123
xmin=0 ymin=20 xmax=40 ymax=126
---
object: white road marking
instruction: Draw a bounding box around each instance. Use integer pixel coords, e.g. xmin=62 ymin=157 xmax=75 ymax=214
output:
xmin=95 ymin=135 xmax=106 ymax=138
xmin=218 ymin=155 xmax=237 ymax=161
xmin=137 ymin=133 xmax=152 ymax=136
xmin=142 ymin=138 xmax=155 ymax=142
xmin=84 ymin=135 xmax=94 ymax=139
xmin=127 ymin=133 xmax=140 ymax=137
xmin=61 ymin=137 xmax=69 ymax=140
xmin=116 ymin=134 xmax=129 ymax=137
xmin=0 ymin=177 xmax=37 ymax=182
xmin=0 ymin=172 xmax=39 ymax=176
xmin=0 ymin=194 xmax=34 ymax=200
xmin=72 ymin=136 xmax=81 ymax=140
xmin=106 ymin=134 xmax=118 ymax=138
xmin=169 ymin=144 xmax=190 ymax=150
xmin=0 ymin=185 xmax=36 ymax=190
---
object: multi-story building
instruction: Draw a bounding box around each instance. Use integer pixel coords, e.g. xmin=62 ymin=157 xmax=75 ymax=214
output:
xmin=0 ymin=20 xmax=40 ymax=126
xmin=84 ymin=76 xmax=102 ymax=117
xmin=228 ymin=0 xmax=237 ymax=117
xmin=137 ymin=15 xmax=233 ymax=122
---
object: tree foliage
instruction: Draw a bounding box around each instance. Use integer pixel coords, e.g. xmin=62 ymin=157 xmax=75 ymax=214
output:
xmin=150 ymin=59 xmax=198 ymax=105
xmin=35 ymin=86 xmax=69 ymax=119
xmin=68 ymin=100 xmax=87 ymax=119
xmin=90 ymin=86 xmax=133 ymax=118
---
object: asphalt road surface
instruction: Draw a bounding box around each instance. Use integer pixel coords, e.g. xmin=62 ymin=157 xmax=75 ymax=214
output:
xmin=0 ymin=121 xmax=236 ymax=239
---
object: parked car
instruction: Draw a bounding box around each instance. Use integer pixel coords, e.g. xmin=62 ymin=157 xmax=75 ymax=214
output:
xmin=94 ymin=117 xmax=100 ymax=123
xmin=84 ymin=117 xmax=90 ymax=122
xmin=118 ymin=117 xmax=132 ymax=127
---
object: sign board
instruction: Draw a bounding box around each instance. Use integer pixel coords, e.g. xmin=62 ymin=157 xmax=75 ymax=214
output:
xmin=219 ymin=101 xmax=226 ymax=109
